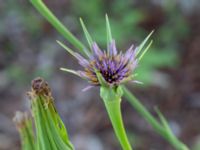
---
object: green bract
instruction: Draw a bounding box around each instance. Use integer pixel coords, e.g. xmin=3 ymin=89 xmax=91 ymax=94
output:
xmin=29 ymin=77 xmax=74 ymax=150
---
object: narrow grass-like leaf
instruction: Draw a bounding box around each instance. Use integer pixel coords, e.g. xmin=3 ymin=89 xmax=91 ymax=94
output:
xmin=136 ymin=30 xmax=154 ymax=56
xmin=155 ymin=107 xmax=173 ymax=134
xmin=123 ymin=87 xmax=190 ymax=150
xmin=155 ymin=107 xmax=190 ymax=150
xmin=122 ymin=86 xmax=164 ymax=134
xmin=80 ymin=18 xmax=93 ymax=51
xmin=30 ymin=0 xmax=88 ymax=56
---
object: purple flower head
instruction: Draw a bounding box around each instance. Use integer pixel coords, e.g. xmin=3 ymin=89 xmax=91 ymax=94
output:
xmin=59 ymin=16 xmax=153 ymax=91
xmin=59 ymin=40 xmax=140 ymax=90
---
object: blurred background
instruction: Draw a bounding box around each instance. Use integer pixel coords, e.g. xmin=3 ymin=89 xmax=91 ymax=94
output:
xmin=0 ymin=0 xmax=200 ymax=149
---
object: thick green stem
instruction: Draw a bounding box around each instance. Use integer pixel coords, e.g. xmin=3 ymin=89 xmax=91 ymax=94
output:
xmin=30 ymin=0 xmax=88 ymax=56
xmin=104 ymin=98 xmax=132 ymax=150
xmin=100 ymin=86 xmax=132 ymax=150
xmin=123 ymin=86 xmax=189 ymax=150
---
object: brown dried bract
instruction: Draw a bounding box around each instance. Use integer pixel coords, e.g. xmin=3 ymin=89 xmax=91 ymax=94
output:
xmin=32 ymin=77 xmax=51 ymax=96
xmin=27 ymin=77 xmax=52 ymax=99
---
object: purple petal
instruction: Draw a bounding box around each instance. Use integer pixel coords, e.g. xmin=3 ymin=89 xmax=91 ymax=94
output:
xmin=129 ymin=49 xmax=137 ymax=62
xmin=101 ymin=60 xmax=108 ymax=70
xmin=92 ymin=43 xmax=103 ymax=56
xmin=110 ymin=61 xmax=115 ymax=70
xmin=109 ymin=40 xmax=117 ymax=56
xmin=124 ymin=45 xmax=134 ymax=60
xmin=74 ymin=53 xmax=89 ymax=67
xmin=78 ymin=71 xmax=89 ymax=78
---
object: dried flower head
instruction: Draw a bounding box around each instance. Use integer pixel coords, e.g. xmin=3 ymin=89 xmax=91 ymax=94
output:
xmin=27 ymin=77 xmax=52 ymax=99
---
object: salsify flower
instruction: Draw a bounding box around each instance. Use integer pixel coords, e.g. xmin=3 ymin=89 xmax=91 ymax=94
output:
xmin=59 ymin=40 xmax=140 ymax=91
xmin=55 ymin=16 xmax=153 ymax=150
xmin=58 ymin=17 xmax=153 ymax=91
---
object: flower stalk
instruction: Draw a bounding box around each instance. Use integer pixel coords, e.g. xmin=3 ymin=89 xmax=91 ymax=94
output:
xmin=100 ymin=86 xmax=132 ymax=150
